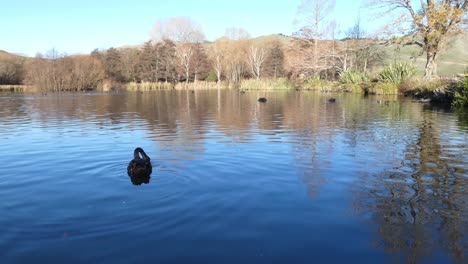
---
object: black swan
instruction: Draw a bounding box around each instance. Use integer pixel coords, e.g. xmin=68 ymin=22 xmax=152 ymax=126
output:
xmin=328 ymin=98 xmax=336 ymax=103
xmin=258 ymin=97 xmax=267 ymax=103
xmin=127 ymin=147 xmax=152 ymax=185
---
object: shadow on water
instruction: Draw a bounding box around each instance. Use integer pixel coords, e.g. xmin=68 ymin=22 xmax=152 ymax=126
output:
xmin=353 ymin=110 xmax=466 ymax=264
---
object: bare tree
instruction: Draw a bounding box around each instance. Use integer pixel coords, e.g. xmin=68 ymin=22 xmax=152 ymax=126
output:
xmin=209 ymin=37 xmax=229 ymax=83
xmin=149 ymin=17 xmax=205 ymax=43
xmin=367 ymin=0 xmax=468 ymax=77
xmin=264 ymin=40 xmax=285 ymax=79
xmin=294 ymin=0 xmax=336 ymax=74
xmin=25 ymin=50 xmax=104 ymax=92
xmin=0 ymin=54 xmax=24 ymax=85
xmin=247 ymin=45 xmax=267 ymax=79
xmin=223 ymin=28 xmax=250 ymax=83
xmin=149 ymin=17 xmax=205 ymax=84
xmin=225 ymin=27 xmax=251 ymax=40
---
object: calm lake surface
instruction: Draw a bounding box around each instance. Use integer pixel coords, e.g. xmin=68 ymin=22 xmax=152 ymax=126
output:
xmin=0 ymin=90 xmax=467 ymax=264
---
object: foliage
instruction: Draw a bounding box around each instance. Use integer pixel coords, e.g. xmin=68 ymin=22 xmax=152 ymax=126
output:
xmin=378 ymin=63 xmax=416 ymax=84
xmin=453 ymin=77 xmax=468 ymax=108
xmin=339 ymin=70 xmax=369 ymax=84
xmin=206 ymin=71 xmax=217 ymax=82
xmin=25 ymin=52 xmax=104 ymax=91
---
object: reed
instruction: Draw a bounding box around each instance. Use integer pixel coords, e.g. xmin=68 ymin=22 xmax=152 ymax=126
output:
xmin=239 ymin=78 xmax=293 ymax=90
xmin=0 ymin=85 xmax=27 ymax=92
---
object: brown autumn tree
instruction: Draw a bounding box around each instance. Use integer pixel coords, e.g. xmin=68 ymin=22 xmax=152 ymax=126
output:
xmin=149 ymin=17 xmax=205 ymax=84
xmin=25 ymin=50 xmax=104 ymax=91
xmin=120 ymin=47 xmax=140 ymax=82
xmin=224 ymin=28 xmax=250 ymax=83
xmin=0 ymin=53 xmax=24 ymax=84
xmin=264 ymin=40 xmax=285 ymax=79
xmin=367 ymin=0 xmax=468 ymax=77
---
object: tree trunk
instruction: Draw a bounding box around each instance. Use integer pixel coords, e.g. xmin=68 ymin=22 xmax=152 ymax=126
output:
xmin=424 ymin=51 xmax=437 ymax=78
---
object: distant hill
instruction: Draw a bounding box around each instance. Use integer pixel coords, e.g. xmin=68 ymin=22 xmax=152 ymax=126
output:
xmin=0 ymin=50 xmax=26 ymax=60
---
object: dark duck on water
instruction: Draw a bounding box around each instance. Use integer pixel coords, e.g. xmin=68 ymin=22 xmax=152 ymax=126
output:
xmin=127 ymin=147 xmax=152 ymax=185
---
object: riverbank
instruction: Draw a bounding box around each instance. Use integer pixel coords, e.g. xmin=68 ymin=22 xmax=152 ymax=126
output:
xmin=4 ymin=76 xmax=467 ymax=109
xmin=123 ymin=78 xmax=295 ymax=91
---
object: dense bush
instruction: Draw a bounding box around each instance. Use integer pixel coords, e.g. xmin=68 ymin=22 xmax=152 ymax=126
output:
xmin=339 ymin=70 xmax=368 ymax=84
xmin=453 ymin=77 xmax=468 ymax=108
xmin=25 ymin=55 xmax=104 ymax=91
xmin=378 ymin=63 xmax=415 ymax=84
xmin=0 ymin=56 xmax=24 ymax=85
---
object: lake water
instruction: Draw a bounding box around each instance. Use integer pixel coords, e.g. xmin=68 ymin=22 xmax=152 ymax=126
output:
xmin=0 ymin=90 xmax=466 ymax=263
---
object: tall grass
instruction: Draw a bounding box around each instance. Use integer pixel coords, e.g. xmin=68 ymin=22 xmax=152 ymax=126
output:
xmin=125 ymin=81 xmax=230 ymax=91
xmin=240 ymin=78 xmax=293 ymax=90
xmin=0 ymin=85 xmax=26 ymax=92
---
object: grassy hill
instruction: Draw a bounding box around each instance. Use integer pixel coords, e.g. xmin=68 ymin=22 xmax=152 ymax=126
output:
xmin=381 ymin=31 xmax=468 ymax=76
xmin=253 ymin=32 xmax=467 ymax=77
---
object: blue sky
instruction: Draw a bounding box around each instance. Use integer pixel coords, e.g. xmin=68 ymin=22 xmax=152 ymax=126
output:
xmin=1 ymin=0 xmax=365 ymax=56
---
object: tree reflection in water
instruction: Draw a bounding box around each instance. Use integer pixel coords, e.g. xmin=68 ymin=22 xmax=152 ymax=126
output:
xmin=354 ymin=111 xmax=466 ymax=263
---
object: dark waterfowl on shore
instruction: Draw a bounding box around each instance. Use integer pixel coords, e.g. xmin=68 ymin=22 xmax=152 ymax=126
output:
xmin=258 ymin=97 xmax=267 ymax=103
xmin=127 ymin=147 xmax=152 ymax=185
xmin=328 ymin=98 xmax=336 ymax=103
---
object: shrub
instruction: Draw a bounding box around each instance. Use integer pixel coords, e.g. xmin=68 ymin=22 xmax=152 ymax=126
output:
xmin=206 ymin=71 xmax=218 ymax=82
xmin=339 ymin=70 xmax=368 ymax=84
xmin=378 ymin=63 xmax=416 ymax=84
xmin=453 ymin=77 xmax=468 ymax=108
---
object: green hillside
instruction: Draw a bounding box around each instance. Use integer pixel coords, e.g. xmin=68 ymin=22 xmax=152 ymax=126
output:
xmin=381 ymin=32 xmax=468 ymax=76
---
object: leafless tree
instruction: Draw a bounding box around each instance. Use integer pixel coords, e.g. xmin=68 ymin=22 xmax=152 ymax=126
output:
xmin=149 ymin=17 xmax=205 ymax=84
xmin=294 ymin=0 xmax=336 ymax=75
xmin=247 ymin=45 xmax=267 ymax=79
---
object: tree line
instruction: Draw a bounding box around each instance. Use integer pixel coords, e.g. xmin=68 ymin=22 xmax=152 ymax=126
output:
xmin=1 ymin=0 xmax=465 ymax=90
